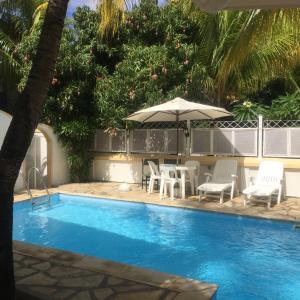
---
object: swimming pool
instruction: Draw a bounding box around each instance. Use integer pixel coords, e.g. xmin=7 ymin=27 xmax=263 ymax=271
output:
xmin=13 ymin=194 xmax=300 ymax=300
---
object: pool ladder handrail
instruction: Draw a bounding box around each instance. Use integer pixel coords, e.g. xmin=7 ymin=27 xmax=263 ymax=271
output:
xmin=27 ymin=167 xmax=51 ymax=208
xmin=19 ymin=170 xmax=33 ymax=201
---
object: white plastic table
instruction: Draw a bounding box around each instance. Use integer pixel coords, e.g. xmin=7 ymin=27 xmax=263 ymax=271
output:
xmin=176 ymin=165 xmax=197 ymax=199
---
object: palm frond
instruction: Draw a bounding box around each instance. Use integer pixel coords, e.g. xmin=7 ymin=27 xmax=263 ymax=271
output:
xmin=97 ymin=0 xmax=134 ymax=38
xmin=218 ymin=9 xmax=300 ymax=85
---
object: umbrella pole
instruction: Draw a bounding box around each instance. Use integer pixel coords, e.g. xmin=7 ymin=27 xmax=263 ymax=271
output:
xmin=176 ymin=112 xmax=179 ymax=165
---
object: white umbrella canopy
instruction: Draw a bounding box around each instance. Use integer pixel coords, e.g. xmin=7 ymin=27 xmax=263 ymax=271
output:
xmin=125 ymin=97 xmax=231 ymax=123
xmin=193 ymin=0 xmax=300 ymax=12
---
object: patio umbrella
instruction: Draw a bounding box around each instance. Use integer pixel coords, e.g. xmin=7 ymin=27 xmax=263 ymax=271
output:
xmin=193 ymin=0 xmax=300 ymax=12
xmin=125 ymin=97 xmax=231 ymax=154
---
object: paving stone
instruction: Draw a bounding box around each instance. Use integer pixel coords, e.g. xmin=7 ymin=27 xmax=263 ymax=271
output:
xmin=94 ymin=288 xmax=114 ymax=300
xmin=114 ymin=289 xmax=166 ymax=300
xmin=58 ymin=275 xmax=104 ymax=288
xmin=14 ymin=262 xmax=21 ymax=269
xmin=23 ymin=258 xmax=40 ymax=266
xmin=30 ymin=286 xmax=57 ymax=296
xmin=17 ymin=272 xmax=58 ymax=286
xmin=114 ymin=284 xmax=153 ymax=292
xmin=14 ymin=253 xmax=24 ymax=262
xmin=70 ymin=291 xmax=92 ymax=300
xmin=14 ymin=267 xmax=36 ymax=277
xmin=107 ymin=276 xmax=125 ymax=286
xmin=164 ymin=291 xmax=178 ymax=300
xmin=53 ymin=288 xmax=76 ymax=299
xmin=33 ymin=262 xmax=51 ymax=271
xmin=47 ymin=266 xmax=91 ymax=277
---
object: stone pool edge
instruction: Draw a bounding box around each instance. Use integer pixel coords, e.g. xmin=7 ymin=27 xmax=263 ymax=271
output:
xmin=16 ymin=190 xmax=300 ymax=224
xmin=14 ymin=241 xmax=218 ymax=300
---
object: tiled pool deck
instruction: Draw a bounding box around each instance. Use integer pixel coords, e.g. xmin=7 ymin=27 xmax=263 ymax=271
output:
xmin=14 ymin=182 xmax=300 ymax=299
xmin=15 ymin=182 xmax=300 ymax=222
xmin=14 ymin=241 xmax=216 ymax=300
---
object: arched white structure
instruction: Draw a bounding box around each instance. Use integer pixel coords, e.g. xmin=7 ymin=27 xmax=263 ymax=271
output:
xmin=0 ymin=110 xmax=70 ymax=191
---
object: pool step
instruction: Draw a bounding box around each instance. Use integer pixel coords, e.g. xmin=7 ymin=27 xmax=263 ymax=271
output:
xmin=31 ymin=195 xmax=51 ymax=210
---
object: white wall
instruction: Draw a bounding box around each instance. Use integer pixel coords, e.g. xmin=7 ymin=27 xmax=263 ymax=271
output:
xmin=38 ymin=124 xmax=70 ymax=186
xmin=93 ymin=159 xmax=142 ymax=183
xmin=92 ymin=159 xmax=300 ymax=198
xmin=0 ymin=110 xmax=70 ymax=192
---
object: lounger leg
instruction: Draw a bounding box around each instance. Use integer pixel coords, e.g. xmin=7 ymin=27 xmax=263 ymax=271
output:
xmin=267 ymin=195 xmax=271 ymax=209
xmin=199 ymin=190 xmax=202 ymax=202
xmin=220 ymin=191 xmax=224 ymax=204
xmin=277 ymin=187 xmax=282 ymax=205
xmin=243 ymin=195 xmax=248 ymax=206
xmin=230 ymin=182 xmax=235 ymax=200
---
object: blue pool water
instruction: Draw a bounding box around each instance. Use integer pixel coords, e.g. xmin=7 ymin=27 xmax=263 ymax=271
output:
xmin=13 ymin=194 xmax=300 ymax=299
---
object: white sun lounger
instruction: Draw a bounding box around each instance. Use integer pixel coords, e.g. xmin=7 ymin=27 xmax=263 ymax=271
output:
xmin=243 ymin=161 xmax=284 ymax=209
xmin=197 ymin=159 xmax=238 ymax=204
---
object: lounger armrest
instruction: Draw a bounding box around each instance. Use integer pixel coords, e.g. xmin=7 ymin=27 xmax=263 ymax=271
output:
xmin=204 ymin=172 xmax=212 ymax=182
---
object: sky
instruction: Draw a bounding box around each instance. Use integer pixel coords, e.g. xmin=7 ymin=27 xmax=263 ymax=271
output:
xmin=67 ymin=0 xmax=166 ymax=17
xmin=67 ymin=0 xmax=97 ymax=17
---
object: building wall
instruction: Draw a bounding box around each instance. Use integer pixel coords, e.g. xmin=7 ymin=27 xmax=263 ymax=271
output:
xmin=0 ymin=110 xmax=70 ymax=192
xmin=91 ymin=154 xmax=300 ymax=198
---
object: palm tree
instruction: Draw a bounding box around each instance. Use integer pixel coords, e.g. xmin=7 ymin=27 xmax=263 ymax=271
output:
xmin=180 ymin=0 xmax=300 ymax=104
xmin=0 ymin=0 xmax=48 ymax=92
xmin=0 ymin=0 xmax=69 ymax=298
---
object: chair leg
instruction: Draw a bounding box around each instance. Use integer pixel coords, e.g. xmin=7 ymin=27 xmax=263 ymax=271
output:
xmin=170 ymin=182 xmax=174 ymax=201
xmin=191 ymin=179 xmax=195 ymax=196
xmin=148 ymin=178 xmax=153 ymax=194
xmin=194 ymin=176 xmax=199 ymax=194
xmin=243 ymin=195 xmax=248 ymax=206
xmin=159 ymin=179 xmax=165 ymax=199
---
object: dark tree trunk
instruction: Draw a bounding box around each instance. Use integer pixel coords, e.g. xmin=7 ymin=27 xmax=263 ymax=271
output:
xmin=0 ymin=0 xmax=69 ymax=298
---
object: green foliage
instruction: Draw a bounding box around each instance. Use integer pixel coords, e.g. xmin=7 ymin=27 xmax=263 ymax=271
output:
xmin=11 ymin=1 xmax=300 ymax=181
xmin=269 ymin=92 xmax=300 ymax=120
xmin=57 ymin=120 xmax=93 ymax=182
xmin=232 ymin=101 xmax=267 ymax=121
xmin=0 ymin=0 xmax=47 ymax=88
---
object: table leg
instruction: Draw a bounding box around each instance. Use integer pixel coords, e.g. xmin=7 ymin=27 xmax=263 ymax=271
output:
xmin=181 ymin=171 xmax=185 ymax=199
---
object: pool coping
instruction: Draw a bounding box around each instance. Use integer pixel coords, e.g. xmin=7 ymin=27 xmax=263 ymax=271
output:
xmin=15 ymin=190 xmax=300 ymax=225
xmin=14 ymin=241 xmax=218 ymax=300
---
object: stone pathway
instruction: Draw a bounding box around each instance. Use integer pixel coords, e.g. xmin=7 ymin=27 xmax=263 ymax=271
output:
xmin=14 ymin=241 xmax=217 ymax=300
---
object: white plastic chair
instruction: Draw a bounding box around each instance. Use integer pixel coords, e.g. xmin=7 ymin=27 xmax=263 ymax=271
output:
xmin=159 ymin=164 xmax=181 ymax=200
xmin=148 ymin=161 xmax=161 ymax=194
xmin=197 ymin=160 xmax=238 ymax=204
xmin=184 ymin=160 xmax=200 ymax=194
xmin=243 ymin=161 xmax=284 ymax=209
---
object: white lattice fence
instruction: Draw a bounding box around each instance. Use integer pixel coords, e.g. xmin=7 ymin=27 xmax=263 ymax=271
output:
xmin=130 ymin=128 xmax=185 ymax=154
xmin=92 ymin=119 xmax=300 ymax=158
xmin=191 ymin=120 xmax=258 ymax=156
xmin=263 ymin=127 xmax=300 ymax=157
xmin=94 ymin=129 xmax=127 ymax=153
xmin=191 ymin=128 xmax=257 ymax=156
